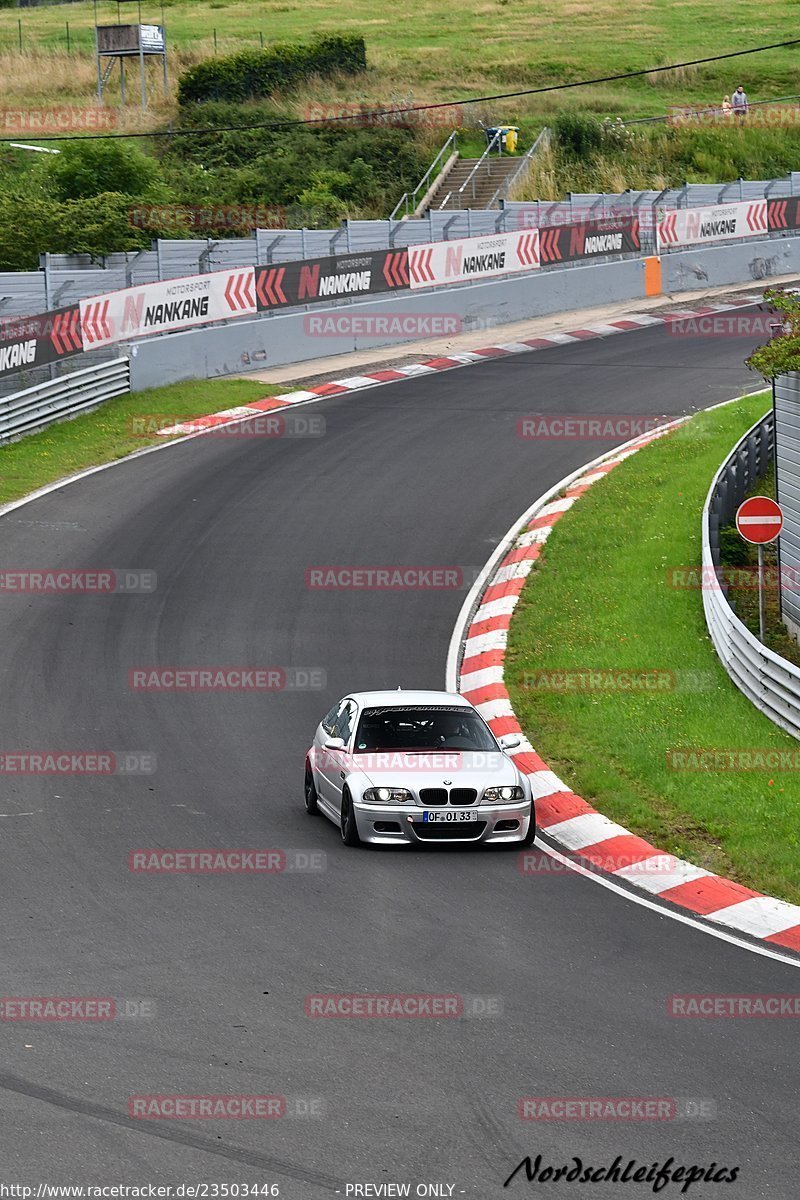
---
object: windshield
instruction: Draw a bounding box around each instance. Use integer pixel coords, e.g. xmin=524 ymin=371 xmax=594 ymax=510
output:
xmin=353 ymin=706 xmax=498 ymax=752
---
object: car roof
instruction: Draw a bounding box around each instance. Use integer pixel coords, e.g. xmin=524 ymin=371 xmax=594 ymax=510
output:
xmin=344 ymin=690 xmax=473 ymax=708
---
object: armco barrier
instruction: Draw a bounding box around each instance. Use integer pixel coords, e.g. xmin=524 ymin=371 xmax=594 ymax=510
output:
xmin=702 ymin=409 xmax=800 ymax=738
xmin=0 ymin=358 xmax=130 ymax=445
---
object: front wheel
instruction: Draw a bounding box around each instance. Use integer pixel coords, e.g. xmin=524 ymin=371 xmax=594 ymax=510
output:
xmin=340 ymin=788 xmax=361 ymax=847
xmin=304 ymin=761 xmax=319 ymax=815
xmin=520 ymin=814 xmax=537 ymax=848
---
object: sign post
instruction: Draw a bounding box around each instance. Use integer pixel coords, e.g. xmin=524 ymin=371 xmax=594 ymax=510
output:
xmin=735 ymin=496 xmax=784 ymax=642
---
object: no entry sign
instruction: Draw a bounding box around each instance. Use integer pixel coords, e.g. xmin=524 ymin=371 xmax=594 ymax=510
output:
xmin=735 ymin=496 xmax=784 ymax=544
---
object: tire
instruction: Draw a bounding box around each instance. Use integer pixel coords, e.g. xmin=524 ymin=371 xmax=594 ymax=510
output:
xmin=304 ymin=761 xmax=319 ymax=815
xmin=520 ymin=813 xmax=537 ymax=848
xmin=339 ymin=788 xmax=361 ymax=847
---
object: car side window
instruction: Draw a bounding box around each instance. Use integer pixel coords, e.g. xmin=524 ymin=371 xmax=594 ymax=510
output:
xmin=321 ymin=702 xmax=341 ymax=735
xmin=333 ymin=701 xmax=356 ymax=744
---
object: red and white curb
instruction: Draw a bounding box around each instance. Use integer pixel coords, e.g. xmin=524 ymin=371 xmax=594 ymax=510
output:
xmin=155 ymin=297 xmax=762 ymax=436
xmin=447 ymin=416 xmax=800 ymax=958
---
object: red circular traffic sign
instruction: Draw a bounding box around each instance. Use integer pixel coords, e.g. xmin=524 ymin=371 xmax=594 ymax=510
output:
xmin=735 ymin=496 xmax=784 ymax=545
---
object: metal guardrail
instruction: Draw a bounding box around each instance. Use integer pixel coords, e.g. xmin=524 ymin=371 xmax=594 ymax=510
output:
xmin=0 ymin=357 xmax=130 ymax=445
xmin=390 ymin=132 xmax=458 ymax=222
xmin=703 ymin=408 xmax=800 ymax=738
xmin=487 ymin=127 xmax=551 ymax=209
xmin=449 ymin=130 xmax=502 ymax=210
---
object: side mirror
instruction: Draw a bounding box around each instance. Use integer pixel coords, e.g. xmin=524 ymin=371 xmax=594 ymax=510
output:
xmin=499 ymin=734 xmax=521 ymax=750
xmin=324 ymin=737 xmax=346 ymax=751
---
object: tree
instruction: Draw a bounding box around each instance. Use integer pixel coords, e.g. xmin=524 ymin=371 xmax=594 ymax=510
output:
xmin=747 ymin=289 xmax=800 ymax=379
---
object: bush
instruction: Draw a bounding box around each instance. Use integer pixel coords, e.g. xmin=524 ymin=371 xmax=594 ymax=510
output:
xmin=177 ymin=34 xmax=366 ymax=105
xmin=553 ymin=112 xmax=603 ymax=158
xmin=719 ymin=525 xmax=752 ymax=567
xmin=159 ymin=108 xmax=428 ymax=219
xmin=0 ymin=191 xmax=150 ymax=271
xmin=46 ymin=140 xmax=161 ymax=201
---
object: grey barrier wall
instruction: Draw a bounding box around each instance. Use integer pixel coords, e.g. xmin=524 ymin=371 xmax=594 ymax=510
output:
xmin=2 ymin=170 xmax=800 ymax=323
xmin=124 ymin=236 xmax=795 ymax=391
xmin=702 ymin=409 xmax=800 ymax=740
xmin=660 ymin=236 xmax=800 ymax=291
xmin=774 ymin=372 xmax=800 ymax=637
xmin=123 ymin=258 xmax=648 ymax=390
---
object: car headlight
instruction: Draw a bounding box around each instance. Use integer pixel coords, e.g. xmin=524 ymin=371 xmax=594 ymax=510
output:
xmin=362 ymin=787 xmax=413 ymax=803
xmin=483 ymin=785 xmax=525 ymax=803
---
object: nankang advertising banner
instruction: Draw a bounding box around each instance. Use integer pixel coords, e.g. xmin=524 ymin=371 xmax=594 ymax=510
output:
xmin=408 ymin=230 xmax=540 ymax=289
xmin=767 ymin=196 xmax=800 ymax=233
xmin=0 ymin=304 xmax=83 ymax=380
xmin=538 ymin=218 xmax=640 ymax=264
xmin=79 ymin=267 xmax=257 ymax=349
xmin=658 ymin=201 xmax=767 ymax=249
xmin=254 ymin=249 xmax=408 ymax=312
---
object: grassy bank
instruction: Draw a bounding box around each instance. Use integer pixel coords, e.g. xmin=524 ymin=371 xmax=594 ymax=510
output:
xmin=2 ymin=0 xmax=799 ymax=118
xmin=506 ymin=391 xmax=800 ymax=904
xmin=0 ymin=377 xmax=272 ymax=507
xmin=518 ymin=121 xmax=800 ymax=199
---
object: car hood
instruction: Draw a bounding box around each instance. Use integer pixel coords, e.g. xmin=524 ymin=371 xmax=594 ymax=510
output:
xmin=352 ymin=751 xmax=519 ymax=792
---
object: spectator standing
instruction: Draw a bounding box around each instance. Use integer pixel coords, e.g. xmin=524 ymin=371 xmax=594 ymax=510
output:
xmin=732 ymin=86 xmax=748 ymax=121
xmin=721 ymin=94 xmax=733 ymax=117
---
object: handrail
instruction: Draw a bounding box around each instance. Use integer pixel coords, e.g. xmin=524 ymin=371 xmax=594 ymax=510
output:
xmin=453 ymin=130 xmax=501 ymax=209
xmin=389 ymin=131 xmax=458 ymax=221
xmin=487 ymin=126 xmax=551 ymax=209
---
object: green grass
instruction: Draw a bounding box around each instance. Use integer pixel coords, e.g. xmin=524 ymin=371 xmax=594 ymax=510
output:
xmin=506 ymin=391 xmax=800 ymax=904
xmin=0 ymin=376 xmax=273 ymax=507
xmin=2 ymin=0 xmax=800 ymax=123
xmin=519 ymin=122 xmax=800 ymax=199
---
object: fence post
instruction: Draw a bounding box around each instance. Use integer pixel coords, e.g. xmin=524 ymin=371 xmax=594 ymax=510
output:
xmin=42 ymin=253 xmax=52 ymax=312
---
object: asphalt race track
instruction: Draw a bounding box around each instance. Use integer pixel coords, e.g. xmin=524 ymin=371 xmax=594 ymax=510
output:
xmin=1 ymin=316 xmax=797 ymax=1197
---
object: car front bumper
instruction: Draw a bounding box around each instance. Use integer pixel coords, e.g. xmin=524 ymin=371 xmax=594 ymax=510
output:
xmin=352 ymin=799 xmax=534 ymax=846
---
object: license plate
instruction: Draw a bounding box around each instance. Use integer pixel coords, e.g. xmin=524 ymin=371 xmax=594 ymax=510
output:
xmin=419 ymin=810 xmax=474 ymax=823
